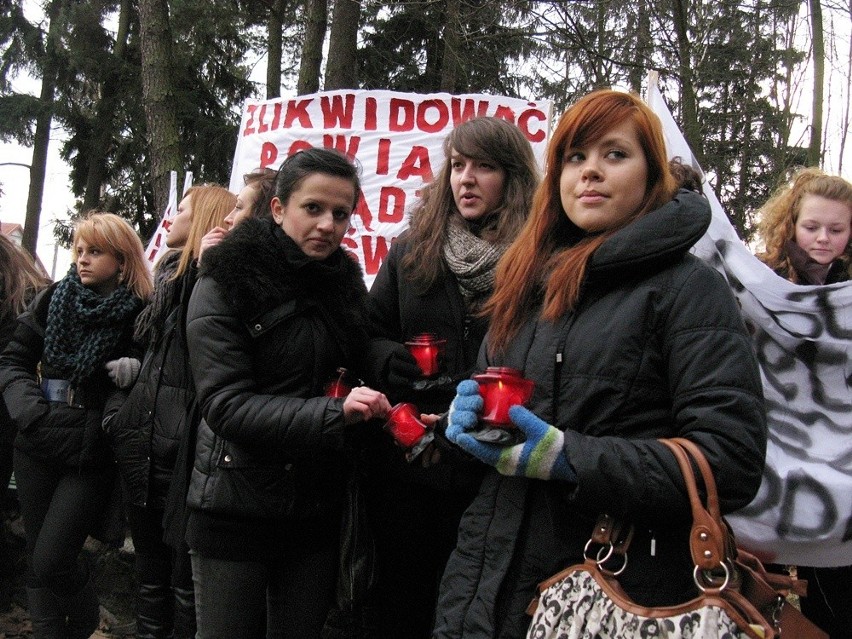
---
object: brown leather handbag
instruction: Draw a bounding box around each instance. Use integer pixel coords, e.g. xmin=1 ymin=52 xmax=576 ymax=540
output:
xmin=525 ymin=438 xmax=827 ymax=639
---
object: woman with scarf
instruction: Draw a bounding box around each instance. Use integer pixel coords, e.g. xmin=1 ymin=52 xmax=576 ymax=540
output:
xmin=0 ymin=212 xmax=151 ymax=638
xmin=756 ymin=167 xmax=851 ymax=638
xmin=436 ymin=90 xmax=766 ymax=638
xmin=757 ymin=167 xmax=851 ymax=286
xmin=103 ymin=184 xmax=236 ymax=639
xmin=184 ymin=148 xmax=391 ymax=638
xmin=364 ymin=116 xmax=540 ymax=638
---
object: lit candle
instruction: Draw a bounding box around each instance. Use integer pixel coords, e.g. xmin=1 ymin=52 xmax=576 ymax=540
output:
xmin=473 ymin=367 xmax=535 ymax=428
xmin=384 ymin=402 xmax=428 ymax=448
xmin=324 ymin=367 xmax=354 ymax=398
xmin=404 ymin=333 xmax=447 ymax=378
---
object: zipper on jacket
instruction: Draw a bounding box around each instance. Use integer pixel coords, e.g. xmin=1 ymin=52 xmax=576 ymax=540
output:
xmin=552 ymin=351 xmax=563 ymax=423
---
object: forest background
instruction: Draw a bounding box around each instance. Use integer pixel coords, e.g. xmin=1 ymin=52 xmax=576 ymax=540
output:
xmin=0 ymin=0 xmax=850 ymax=276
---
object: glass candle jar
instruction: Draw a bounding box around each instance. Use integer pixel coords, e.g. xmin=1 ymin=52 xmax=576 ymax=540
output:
xmin=404 ymin=333 xmax=447 ymax=378
xmin=472 ymin=367 xmax=535 ymax=428
xmin=324 ymin=367 xmax=355 ymax=398
xmin=384 ymin=402 xmax=434 ymax=460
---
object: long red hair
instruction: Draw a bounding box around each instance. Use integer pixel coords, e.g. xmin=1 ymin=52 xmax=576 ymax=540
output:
xmin=485 ymin=90 xmax=677 ymax=353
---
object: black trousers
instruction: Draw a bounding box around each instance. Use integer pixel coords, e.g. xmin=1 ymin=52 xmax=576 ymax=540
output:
xmin=13 ymin=448 xmax=112 ymax=593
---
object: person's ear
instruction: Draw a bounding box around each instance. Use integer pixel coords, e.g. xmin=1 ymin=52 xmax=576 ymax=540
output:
xmin=270 ymin=197 xmax=284 ymax=225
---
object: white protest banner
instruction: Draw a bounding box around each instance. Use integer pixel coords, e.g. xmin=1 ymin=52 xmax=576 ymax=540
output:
xmin=145 ymin=171 xmax=193 ymax=267
xmin=229 ymin=89 xmax=552 ymax=288
xmin=648 ymin=76 xmax=852 ymax=567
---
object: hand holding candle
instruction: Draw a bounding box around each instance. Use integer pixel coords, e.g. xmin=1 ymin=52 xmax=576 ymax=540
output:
xmin=343 ymin=387 xmax=392 ymax=425
xmin=472 ymin=367 xmax=535 ymax=428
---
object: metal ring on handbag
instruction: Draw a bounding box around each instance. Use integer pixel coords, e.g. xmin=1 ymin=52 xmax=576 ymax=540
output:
xmin=597 ymin=548 xmax=628 ymax=576
xmin=693 ymin=561 xmax=730 ymax=592
xmin=584 ymin=538 xmax=613 ymax=565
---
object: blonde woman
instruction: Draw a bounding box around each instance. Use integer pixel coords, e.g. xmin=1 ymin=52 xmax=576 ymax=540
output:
xmin=103 ymin=184 xmax=236 ymax=639
xmin=756 ymin=168 xmax=852 ymax=637
xmin=0 ymin=212 xmax=151 ymax=638
xmin=757 ymin=167 xmax=852 ymax=285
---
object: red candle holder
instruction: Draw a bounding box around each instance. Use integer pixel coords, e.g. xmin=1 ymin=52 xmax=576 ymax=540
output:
xmin=324 ymin=367 xmax=354 ymax=398
xmin=404 ymin=333 xmax=447 ymax=378
xmin=384 ymin=402 xmax=434 ymax=461
xmin=472 ymin=367 xmax=535 ymax=428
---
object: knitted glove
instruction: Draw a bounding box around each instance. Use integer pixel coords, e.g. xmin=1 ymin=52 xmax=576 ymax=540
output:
xmin=105 ymin=357 xmax=141 ymax=389
xmin=452 ymin=404 xmax=577 ymax=482
xmin=386 ymin=344 xmax=423 ymax=387
xmin=445 ymin=380 xmax=483 ymax=444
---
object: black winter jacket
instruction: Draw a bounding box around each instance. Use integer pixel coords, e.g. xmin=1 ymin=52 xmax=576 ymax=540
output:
xmin=184 ymin=218 xmax=371 ymax=561
xmin=103 ymin=263 xmax=198 ymax=510
xmin=433 ymin=191 xmax=768 ymax=639
xmin=0 ymin=309 xmax=20 ymax=448
xmin=0 ymin=285 xmax=136 ymax=468
xmin=367 ymin=234 xmax=488 ymax=413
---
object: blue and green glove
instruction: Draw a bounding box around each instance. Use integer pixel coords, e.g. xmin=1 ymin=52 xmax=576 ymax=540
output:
xmin=446 ymin=381 xmax=577 ymax=482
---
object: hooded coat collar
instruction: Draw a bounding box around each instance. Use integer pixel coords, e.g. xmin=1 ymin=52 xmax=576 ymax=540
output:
xmin=587 ymin=189 xmax=711 ymax=281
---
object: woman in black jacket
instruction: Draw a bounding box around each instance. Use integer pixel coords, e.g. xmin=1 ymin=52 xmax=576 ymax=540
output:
xmin=756 ymin=167 xmax=851 ymax=638
xmin=184 ymin=148 xmax=391 ymax=639
xmin=365 ymin=116 xmax=539 ymax=638
xmin=437 ymin=90 xmax=767 ymax=638
xmin=0 ymin=236 xmax=50 ymax=607
xmin=103 ymin=184 xmax=235 ymax=639
xmin=0 ymin=213 xmax=151 ymax=639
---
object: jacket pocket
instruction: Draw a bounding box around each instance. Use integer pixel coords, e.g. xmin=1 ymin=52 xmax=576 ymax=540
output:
xmin=203 ymin=443 xmax=297 ymax=520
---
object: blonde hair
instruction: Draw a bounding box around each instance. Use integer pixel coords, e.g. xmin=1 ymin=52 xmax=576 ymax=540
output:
xmin=174 ymin=184 xmax=236 ymax=278
xmin=72 ymin=212 xmax=153 ymax=300
xmin=757 ymin=167 xmax=852 ymax=276
xmin=0 ymin=235 xmax=50 ymax=322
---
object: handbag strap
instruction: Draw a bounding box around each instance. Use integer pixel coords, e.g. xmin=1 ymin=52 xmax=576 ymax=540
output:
xmin=659 ymin=439 xmax=730 ymax=579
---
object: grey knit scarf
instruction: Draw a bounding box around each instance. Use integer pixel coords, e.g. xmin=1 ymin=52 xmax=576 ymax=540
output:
xmin=443 ymin=216 xmax=507 ymax=309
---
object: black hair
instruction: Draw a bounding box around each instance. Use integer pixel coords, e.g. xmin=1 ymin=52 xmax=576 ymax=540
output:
xmin=274 ymin=147 xmax=361 ymax=210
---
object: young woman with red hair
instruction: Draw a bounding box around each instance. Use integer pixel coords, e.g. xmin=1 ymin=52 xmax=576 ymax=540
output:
xmin=434 ymin=90 xmax=767 ymax=638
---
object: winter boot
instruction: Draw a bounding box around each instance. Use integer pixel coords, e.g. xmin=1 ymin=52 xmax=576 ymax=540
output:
xmin=25 ymin=586 xmax=69 ymax=639
xmin=172 ymin=585 xmax=196 ymax=639
xmin=135 ymin=580 xmax=174 ymax=639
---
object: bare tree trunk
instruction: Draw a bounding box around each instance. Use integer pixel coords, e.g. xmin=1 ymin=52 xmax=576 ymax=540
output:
xmin=838 ymin=0 xmax=852 ymax=174
xmin=22 ymin=0 xmax=64 ymax=257
xmin=628 ymin=0 xmax=650 ymax=93
xmin=808 ymin=0 xmax=825 ymax=166
xmin=325 ymin=0 xmax=360 ymax=89
xmin=267 ymin=0 xmax=285 ymax=98
xmin=297 ymin=0 xmax=327 ymax=95
xmin=82 ymin=0 xmax=131 ymax=211
xmin=671 ymin=0 xmax=703 ymax=162
xmin=138 ymin=0 xmax=182 ymax=216
xmin=440 ymin=0 xmax=462 ymax=92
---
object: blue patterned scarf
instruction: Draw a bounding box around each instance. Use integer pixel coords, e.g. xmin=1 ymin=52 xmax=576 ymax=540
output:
xmin=42 ymin=265 xmax=143 ymax=385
